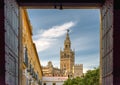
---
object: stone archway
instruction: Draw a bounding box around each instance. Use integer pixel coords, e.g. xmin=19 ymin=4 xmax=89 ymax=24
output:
xmin=0 ymin=0 xmax=120 ymax=85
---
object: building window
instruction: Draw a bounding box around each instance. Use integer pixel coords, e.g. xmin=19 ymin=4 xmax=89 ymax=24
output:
xmin=27 ymin=64 xmax=31 ymax=72
xmin=66 ymin=45 xmax=67 ymax=48
xmin=53 ymin=83 xmax=56 ymax=85
xmin=38 ymin=80 xmax=41 ymax=85
xmin=44 ymin=83 xmax=46 ymax=85
xmin=30 ymin=67 xmax=34 ymax=75
xmin=29 ymin=79 xmax=32 ymax=85
xmin=23 ymin=47 xmax=28 ymax=67
xmin=67 ymin=55 xmax=69 ymax=58
xmin=26 ymin=78 xmax=29 ymax=85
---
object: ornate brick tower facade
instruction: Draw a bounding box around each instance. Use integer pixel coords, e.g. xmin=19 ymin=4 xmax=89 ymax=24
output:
xmin=60 ymin=30 xmax=75 ymax=76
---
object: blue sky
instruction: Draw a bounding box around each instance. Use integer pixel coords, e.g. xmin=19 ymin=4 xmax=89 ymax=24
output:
xmin=27 ymin=9 xmax=100 ymax=73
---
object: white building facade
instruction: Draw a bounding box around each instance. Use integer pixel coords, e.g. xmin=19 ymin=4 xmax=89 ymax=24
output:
xmin=42 ymin=77 xmax=68 ymax=85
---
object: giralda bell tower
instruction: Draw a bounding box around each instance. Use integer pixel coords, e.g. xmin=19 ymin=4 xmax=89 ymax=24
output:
xmin=60 ymin=30 xmax=75 ymax=76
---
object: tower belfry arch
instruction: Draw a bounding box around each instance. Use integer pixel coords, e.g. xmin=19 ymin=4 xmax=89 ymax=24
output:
xmin=0 ymin=0 xmax=120 ymax=85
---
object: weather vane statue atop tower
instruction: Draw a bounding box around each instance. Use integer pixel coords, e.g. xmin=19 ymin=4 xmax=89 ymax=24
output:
xmin=67 ymin=29 xmax=69 ymax=33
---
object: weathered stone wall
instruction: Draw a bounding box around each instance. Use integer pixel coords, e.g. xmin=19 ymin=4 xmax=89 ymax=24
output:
xmin=73 ymin=64 xmax=83 ymax=77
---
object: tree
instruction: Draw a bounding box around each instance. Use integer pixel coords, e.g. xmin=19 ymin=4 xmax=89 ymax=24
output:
xmin=63 ymin=67 xmax=100 ymax=85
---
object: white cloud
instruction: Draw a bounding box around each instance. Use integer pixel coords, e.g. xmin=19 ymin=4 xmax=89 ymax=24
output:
xmin=33 ymin=21 xmax=76 ymax=52
xmin=34 ymin=38 xmax=52 ymax=52
xmin=41 ymin=21 xmax=75 ymax=38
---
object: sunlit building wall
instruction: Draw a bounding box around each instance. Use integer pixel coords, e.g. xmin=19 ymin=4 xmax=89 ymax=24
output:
xmin=21 ymin=8 xmax=43 ymax=85
xmin=42 ymin=61 xmax=62 ymax=77
xmin=73 ymin=64 xmax=83 ymax=78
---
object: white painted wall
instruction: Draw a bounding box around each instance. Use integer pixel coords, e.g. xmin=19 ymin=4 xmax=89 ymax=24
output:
xmin=42 ymin=82 xmax=64 ymax=85
xmin=42 ymin=77 xmax=68 ymax=85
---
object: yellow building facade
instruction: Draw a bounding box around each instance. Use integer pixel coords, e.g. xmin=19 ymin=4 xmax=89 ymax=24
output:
xmin=21 ymin=8 xmax=43 ymax=85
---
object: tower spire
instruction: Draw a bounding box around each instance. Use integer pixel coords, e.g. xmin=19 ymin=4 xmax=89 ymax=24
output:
xmin=64 ymin=29 xmax=71 ymax=50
